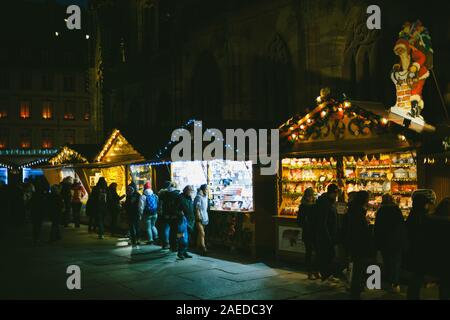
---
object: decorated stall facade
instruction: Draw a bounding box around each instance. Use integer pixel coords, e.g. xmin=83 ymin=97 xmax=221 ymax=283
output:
xmin=275 ymin=89 xmax=421 ymax=261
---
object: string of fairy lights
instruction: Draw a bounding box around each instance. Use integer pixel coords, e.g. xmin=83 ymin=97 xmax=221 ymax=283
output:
xmin=279 ymin=91 xmax=390 ymax=142
xmin=155 ymin=119 xmax=235 ymax=160
xmin=49 ymin=146 xmax=88 ymax=166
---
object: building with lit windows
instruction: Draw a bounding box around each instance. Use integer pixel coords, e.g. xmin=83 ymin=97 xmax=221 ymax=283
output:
xmin=0 ymin=1 xmax=101 ymax=153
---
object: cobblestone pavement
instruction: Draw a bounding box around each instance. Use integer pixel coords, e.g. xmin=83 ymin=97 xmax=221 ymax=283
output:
xmin=0 ymin=223 xmax=439 ymax=300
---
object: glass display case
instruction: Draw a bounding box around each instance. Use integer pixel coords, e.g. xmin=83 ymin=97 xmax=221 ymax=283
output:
xmin=0 ymin=167 xmax=7 ymax=185
xmin=343 ymin=151 xmax=417 ymax=222
xmin=208 ymin=160 xmax=254 ymax=212
xmin=280 ymin=157 xmax=337 ymax=217
xmin=130 ymin=164 xmax=152 ymax=193
xmin=171 ymin=161 xmax=208 ymax=192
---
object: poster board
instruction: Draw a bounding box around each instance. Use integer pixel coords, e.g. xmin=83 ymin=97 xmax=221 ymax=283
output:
xmin=278 ymin=225 xmax=305 ymax=253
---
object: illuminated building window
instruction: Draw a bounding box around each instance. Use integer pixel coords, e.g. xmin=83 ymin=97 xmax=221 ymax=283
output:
xmin=42 ymin=101 xmax=53 ymax=119
xmin=42 ymin=73 xmax=54 ymax=90
xmin=0 ymin=129 xmax=8 ymax=149
xmin=42 ymin=129 xmax=53 ymax=148
xmin=63 ymin=74 xmax=75 ymax=92
xmin=64 ymin=129 xmax=75 ymax=145
xmin=20 ymin=129 xmax=32 ymax=149
xmin=84 ymin=102 xmax=90 ymax=121
xmin=64 ymin=101 xmax=75 ymax=120
xmin=19 ymin=101 xmax=31 ymax=119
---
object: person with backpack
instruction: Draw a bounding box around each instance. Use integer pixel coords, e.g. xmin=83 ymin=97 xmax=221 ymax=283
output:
xmin=158 ymin=181 xmax=181 ymax=251
xmin=125 ymin=182 xmax=142 ymax=248
xmin=71 ymin=179 xmax=86 ymax=228
xmin=95 ymin=177 xmax=109 ymax=239
xmin=139 ymin=182 xmax=159 ymax=245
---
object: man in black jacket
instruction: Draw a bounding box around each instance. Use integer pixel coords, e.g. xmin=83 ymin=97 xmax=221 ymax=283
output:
xmin=315 ymin=183 xmax=339 ymax=282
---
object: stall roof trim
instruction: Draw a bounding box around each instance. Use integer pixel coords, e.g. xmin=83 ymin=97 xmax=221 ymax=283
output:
xmin=95 ymin=129 xmax=145 ymax=164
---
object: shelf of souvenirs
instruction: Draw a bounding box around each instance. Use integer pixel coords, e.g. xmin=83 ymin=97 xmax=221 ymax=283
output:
xmin=282 ymin=158 xmax=337 ymax=170
xmin=344 ymin=177 xmax=417 ymax=183
xmin=344 ymin=153 xmax=416 ymax=169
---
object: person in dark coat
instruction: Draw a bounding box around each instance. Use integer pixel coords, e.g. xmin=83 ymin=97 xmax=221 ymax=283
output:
xmin=108 ymin=183 xmax=124 ymax=236
xmin=124 ymin=182 xmax=141 ymax=248
xmin=60 ymin=176 xmax=73 ymax=227
xmin=297 ymin=187 xmax=319 ymax=279
xmin=48 ymin=184 xmax=64 ymax=242
xmin=178 ymin=185 xmax=195 ymax=259
xmin=158 ymin=181 xmax=182 ymax=251
xmin=374 ymin=193 xmax=407 ymax=293
xmin=29 ymin=181 xmax=48 ymax=245
xmin=347 ymin=190 xmax=373 ymax=299
xmin=95 ymin=177 xmax=108 ymax=239
xmin=86 ymin=185 xmax=98 ymax=233
xmin=315 ymin=183 xmax=339 ymax=282
xmin=426 ymin=197 xmax=450 ymax=300
xmin=405 ymin=191 xmax=434 ymax=299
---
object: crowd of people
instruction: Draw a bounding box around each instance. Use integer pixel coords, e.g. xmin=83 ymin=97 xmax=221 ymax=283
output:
xmin=296 ymin=183 xmax=450 ymax=299
xmin=0 ymin=176 xmax=210 ymax=261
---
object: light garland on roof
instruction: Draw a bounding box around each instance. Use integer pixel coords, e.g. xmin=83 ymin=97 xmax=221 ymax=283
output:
xmin=280 ymin=89 xmax=390 ymax=143
xmin=96 ymin=129 xmax=121 ymax=162
xmin=49 ymin=146 xmax=88 ymax=166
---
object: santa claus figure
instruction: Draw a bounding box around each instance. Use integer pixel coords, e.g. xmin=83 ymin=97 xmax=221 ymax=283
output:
xmin=391 ymin=37 xmax=430 ymax=119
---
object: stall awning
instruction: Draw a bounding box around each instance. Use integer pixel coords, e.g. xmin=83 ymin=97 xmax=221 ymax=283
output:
xmin=279 ymin=92 xmax=421 ymax=156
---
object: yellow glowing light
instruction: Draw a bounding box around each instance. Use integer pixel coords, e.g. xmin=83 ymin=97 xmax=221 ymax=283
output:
xmin=307 ymin=119 xmax=312 ymax=124
xmin=381 ymin=118 xmax=388 ymax=125
xmin=344 ymin=101 xmax=351 ymax=108
xmin=300 ymin=125 xmax=305 ymax=130
xmin=338 ymin=107 xmax=343 ymax=112
xmin=398 ymin=134 xmax=406 ymax=142
xmin=320 ymin=111 xmax=327 ymax=118
xmin=289 ymin=126 xmax=294 ymax=131
xmin=316 ymin=96 xmax=321 ymax=103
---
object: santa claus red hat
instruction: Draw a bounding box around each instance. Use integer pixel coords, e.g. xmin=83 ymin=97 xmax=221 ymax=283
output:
xmin=394 ymin=38 xmax=410 ymax=53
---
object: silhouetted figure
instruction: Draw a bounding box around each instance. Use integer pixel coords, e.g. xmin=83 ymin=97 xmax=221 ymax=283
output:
xmin=60 ymin=176 xmax=73 ymax=227
xmin=406 ymin=191 xmax=435 ymax=299
xmin=315 ymin=183 xmax=339 ymax=282
xmin=159 ymin=181 xmax=181 ymax=251
xmin=71 ymin=179 xmax=86 ymax=228
xmin=347 ymin=191 xmax=373 ymax=299
xmin=95 ymin=177 xmax=108 ymax=239
xmin=108 ymin=183 xmax=124 ymax=236
xmin=86 ymin=185 xmax=98 ymax=233
xmin=29 ymin=182 xmax=47 ymax=245
xmin=297 ymin=187 xmax=319 ymax=279
xmin=48 ymin=184 xmax=64 ymax=242
xmin=427 ymin=197 xmax=450 ymax=300
xmin=374 ymin=193 xmax=406 ymax=293
xmin=179 ymin=185 xmax=195 ymax=259
xmin=124 ymin=182 xmax=141 ymax=248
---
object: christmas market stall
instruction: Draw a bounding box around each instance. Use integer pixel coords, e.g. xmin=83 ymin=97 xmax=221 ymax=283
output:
xmin=149 ymin=119 xmax=265 ymax=256
xmin=275 ymin=89 xmax=421 ymax=262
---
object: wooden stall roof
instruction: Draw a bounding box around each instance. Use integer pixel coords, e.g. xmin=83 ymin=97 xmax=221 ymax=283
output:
xmin=279 ymin=98 xmax=420 ymax=157
xmin=94 ymin=129 xmax=145 ymax=165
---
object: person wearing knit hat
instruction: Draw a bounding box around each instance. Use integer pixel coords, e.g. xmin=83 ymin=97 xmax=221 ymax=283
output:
xmin=139 ymin=181 xmax=159 ymax=245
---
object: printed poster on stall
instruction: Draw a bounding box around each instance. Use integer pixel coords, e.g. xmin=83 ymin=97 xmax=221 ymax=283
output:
xmin=278 ymin=226 xmax=305 ymax=253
